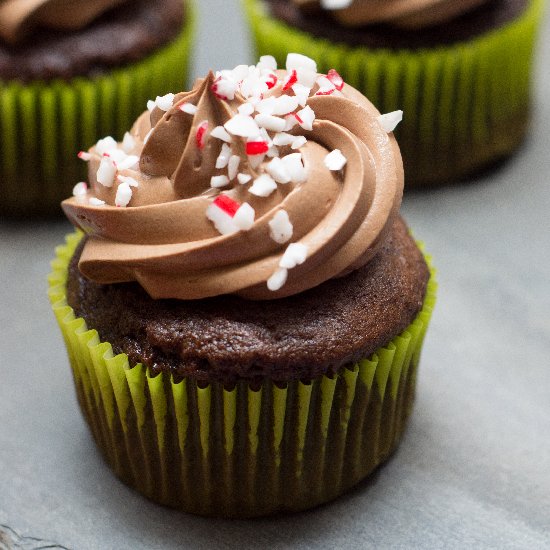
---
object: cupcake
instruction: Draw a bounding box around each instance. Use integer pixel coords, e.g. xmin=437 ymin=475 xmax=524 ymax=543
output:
xmin=0 ymin=0 xmax=195 ymax=217
xmin=244 ymin=0 xmax=544 ymax=187
xmin=49 ymin=54 xmax=436 ymax=517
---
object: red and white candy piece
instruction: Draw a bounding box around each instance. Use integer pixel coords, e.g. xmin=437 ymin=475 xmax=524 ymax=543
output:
xmin=272 ymin=95 xmax=300 ymax=116
xmin=315 ymin=76 xmax=336 ymax=96
xmin=95 ymin=136 xmax=117 ymax=156
xmin=97 ymin=155 xmax=117 ymax=187
xmin=115 ymin=181 xmax=133 ymax=208
xmin=324 ymin=149 xmax=347 ymax=171
xmin=296 ymin=105 xmax=315 ymax=131
xmin=78 ymin=151 xmax=91 ymax=162
xmin=117 ymin=155 xmax=139 ymax=171
xmin=291 ymin=84 xmax=311 ymax=107
xmin=212 ymin=76 xmax=237 ymax=101
xmin=196 ymin=121 xmax=209 ymax=149
xmin=269 ymin=210 xmax=293 ymax=243
xmin=249 ymin=174 xmax=277 ymax=197
xmin=206 ymin=195 xmax=255 ymax=235
xmin=327 ymin=69 xmax=344 ymax=91
xmin=377 ymin=110 xmax=403 ymax=132
xmin=117 ymin=175 xmax=139 ymax=187
xmin=282 ymin=70 xmax=298 ymax=91
xmin=246 ymin=141 xmax=269 ymax=156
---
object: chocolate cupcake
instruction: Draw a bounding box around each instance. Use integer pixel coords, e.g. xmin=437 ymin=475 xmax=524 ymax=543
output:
xmin=49 ymin=54 xmax=436 ymax=517
xmin=244 ymin=0 xmax=544 ymax=187
xmin=0 ymin=0 xmax=195 ymax=217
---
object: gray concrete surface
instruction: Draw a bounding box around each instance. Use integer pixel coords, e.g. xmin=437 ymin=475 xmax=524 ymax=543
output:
xmin=1 ymin=1 xmax=549 ymax=548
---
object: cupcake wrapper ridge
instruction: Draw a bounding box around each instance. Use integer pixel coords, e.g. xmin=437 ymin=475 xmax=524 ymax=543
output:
xmin=49 ymin=232 xmax=436 ymax=518
xmin=244 ymin=0 xmax=544 ymax=186
xmin=0 ymin=1 xmax=196 ymax=217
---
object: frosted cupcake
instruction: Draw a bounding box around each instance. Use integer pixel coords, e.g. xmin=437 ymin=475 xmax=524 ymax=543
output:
xmin=0 ymin=0 xmax=194 ymax=216
xmin=49 ymin=54 xmax=436 ymax=517
xmin=244 ymin=0 xmax=544 ymax=187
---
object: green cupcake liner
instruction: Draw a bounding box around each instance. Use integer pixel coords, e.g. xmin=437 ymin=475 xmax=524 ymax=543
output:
xmin=0 ymin=2 xmax=196 ymax=217
xmin=244 ymin=0 xmax=544 ymax=187
xmin=48 ymin=232 xmax=436 ymax=518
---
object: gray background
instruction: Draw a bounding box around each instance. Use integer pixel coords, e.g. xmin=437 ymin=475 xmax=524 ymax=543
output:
xmin=1 ymin=1 xmax=549 ymax=548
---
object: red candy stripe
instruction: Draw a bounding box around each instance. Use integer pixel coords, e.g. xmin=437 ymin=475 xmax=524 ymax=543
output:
xmin=214 ymin=194 xmax=240 ymax=217
xmin=283 ymin=69 xmax=298 ymax=91
xmin=196 ymin=121 xmax=208 ymax=149
xmin=246 ymin=141 xmax=269 ymax=155
xmin=266 ymin=73 xmax=278 ymax=90
xmin=327 ymin=69 xmax=344 ymax=91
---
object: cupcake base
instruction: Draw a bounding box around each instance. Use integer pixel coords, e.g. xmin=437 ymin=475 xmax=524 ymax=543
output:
xmin=0 ymin=2 xmax=195 ymax=218
xmin=49 ymin=232 xmax=436 ymax=517
xmin=244 ymin=0 xmax=544 ymax=188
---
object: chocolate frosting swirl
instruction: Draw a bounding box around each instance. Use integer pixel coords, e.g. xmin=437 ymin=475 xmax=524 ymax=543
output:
xmin=62 ymin=58 xmax=403 ymax=300
xmin=0 ymin=0 xmax=128 ymax=44
xmin=294 ymin=0 xmax=489 ymax=29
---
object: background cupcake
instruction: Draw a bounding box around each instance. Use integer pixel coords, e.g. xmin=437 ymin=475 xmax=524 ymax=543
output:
xmin=50 ymin=54 xmax=436 ymax=517
xmin=244 ymin=0 xmax=544 ymax=187
xmin=0 ymin=0 xmax=195 ymax=217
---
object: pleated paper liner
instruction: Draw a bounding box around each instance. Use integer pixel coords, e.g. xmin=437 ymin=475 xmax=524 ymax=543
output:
xmin=244 ymin=0 xmax=544 ymax=187
xmin=49 ymin=232 xmax=437 ymax=518
xmin=0 ymin=2 xmax=195 ymax=218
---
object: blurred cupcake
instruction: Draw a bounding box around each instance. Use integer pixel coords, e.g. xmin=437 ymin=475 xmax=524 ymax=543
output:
xmin=49 ymin=54 xmax=436 ymax=517
xmin=0 ymin=0 xmax=195 ymax=217
xmin=244 ymin=0 xmax=544 ymax=187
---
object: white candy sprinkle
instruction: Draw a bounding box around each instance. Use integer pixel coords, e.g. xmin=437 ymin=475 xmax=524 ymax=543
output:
xmin=233 ymin=203 xmax=256 ymax=230
xmin=97 ymin=156 xmax=117 ymax=187
xmin=89 ymin=197 xmax=105 ymax=206
xmin=249 ymin=174 xmax=277 ymax=197
xmin=224 ymin=114 xmax=261 ymax=138
xmin=237 ymin=173 xmax=252 ymax=185
xmin=257 ymin=55 xmax=277 ymax=72
xmin=216 ymin=143 xmax=232 ymax=169
xmin=266 ymin=157 xmax=291 ymax=184
xmin=272 ymin=95 xmax=300 ymax=116
xmin=228 ymin=155 xmax=241 ymax=180
xmin=117 ymin=175 xmax=139 ymax=187
xmin=291 ymin=136 xmax=307 ymax=150
xmin=230 ymin=65 xmax=250 ymax=81
xmin=378 ymin=110 xmax=403 ymax=132
xmin=255 ymin=113 xmax=286 ymax=132
xmin=267 ymin=268 xmax=288 ymax=292
xmin=210 ymin=126 xmax=233 ymax=143
xmin=269 ymin=210 xmax=293 ymax=244
xmin=180 ymin=103 xmax=198 ymax=115
xmin=156 ymin=93 xmax=175 ymax=112
xmin=95 ymin=136 xmax=117 ymax=156
xmin=117 ymin=155 xmax=140 ymax=171
xmin=147 ymin=100 xmax=156 ymax=112
xmin=291 ymin=84 xmax=311 ymax=107
xmin=256 ymin=96 xmax=277 ymax=116
xmin=106 ymin=148 xmax=127 ymax=163
xmin=280 ymin=242 xmax=308 ymax=269
xmin=324 ymin=149 xmax=347 ymax=171
xmin=238 ymin=103 xmax=255 ymax=116
xmin=286 ymin=53 xmax=317 ymax=74
xmin=211 ymin=175 xmax=230 ymax=188
xmin=296 ymin=105 xmax=315 ymax=131
xmin=282 ymin=153 xmax=307 ymax=183
xmin=321 ymin=0 xmax=353 ymax=8
xmin=72 ymin=182 xmax=88 ymax=199
xmin=296 ymin=68 xmax=318 ymax=88
xmin=122 ymin=132 xmax=135 ymax=153
xmin=284 ymin=114 xmax=299 ymax=131
xmin=273 ymin=132 xmax=295 ymax=146
xmin=115 ymin=182 xmax=133 ymax=207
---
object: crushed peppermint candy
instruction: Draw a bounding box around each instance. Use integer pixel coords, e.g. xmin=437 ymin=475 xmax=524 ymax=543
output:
xmin=378 ymin=110 xmax=403 ymax=132
xmin=196 ymin=121 xmax=209 ymax=149
xmin=95 ymin=136 xmax=117 ymax=156
xmin=228 ymin=155 xmax=241 ymax=180
xmin=237 ymin=173 xmax=252 ymax=185
xmin=266 ymin=157 xmax=291 ymax=184
xmin=72 ymin=182 xmax=88 ymax=199
xmin=225 ymin=114 xmax=261 ymax=138
xmin=255 ymin=113 xmax=286 ymax=133
xmin=286 ymin=53 xmax=317 ymax=74
xmin=267 ymin=268 xmax=288 ymax=292
xmin=207 ymin=195 xmax=255 ymax=235
xmin=327 ymin=69 xmax=344 ymax=91
xmin=246 ymin=141 xmax=270 ymax=156
xmin=216 ymin=143 xmax=232 ymax=169
xmin=249 ymin=174 xmax=277 ymax=197
xmin=324 ymin=149 xmax=347 ymax=171
xmin=210 ymin=126 xmax=232 ymax=143
xmin=281 ymin=153 xmax=307 ymax=183
xmin=211 ymin=175 xmax=230 ymax=188
xmin=97 ymin=155 xmax=117 ymax=187
xmin=296 ymin=105 xmax=315 ymax=131
xmin=78 ymin=151 xmax=91 ymax=161
xmin=269 ymin=210 xmax=293 ymax=243
xmin=156 ymin=93 xmax=175 ymax=112
xmin=115 ymin=182 xmax=133 ymax=207
xmin=291 ymin=136 xmax=307 ymax=150
xmin=89 ymin=197 xmax=105 ymax=206
xmin=238 ymin=103 xmax=255 ymax=116
xmin=179 ymin=103 xmax=198 ymax=115
xmin=117 ymin=175 xmax=139 ymax=187
xmin=122 ymin=132 xmax=135 ymax=153
xmin=280 ymin=242 xmax=308 ymax=269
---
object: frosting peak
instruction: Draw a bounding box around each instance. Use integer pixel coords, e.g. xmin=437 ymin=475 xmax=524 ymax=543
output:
xmin=0 ymin=0 xmax=128 ymax=44
xmin=62 ymin=54 xmax=404 ymax=300
xmin=294 ymin=0 xmax=489 ymax=29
